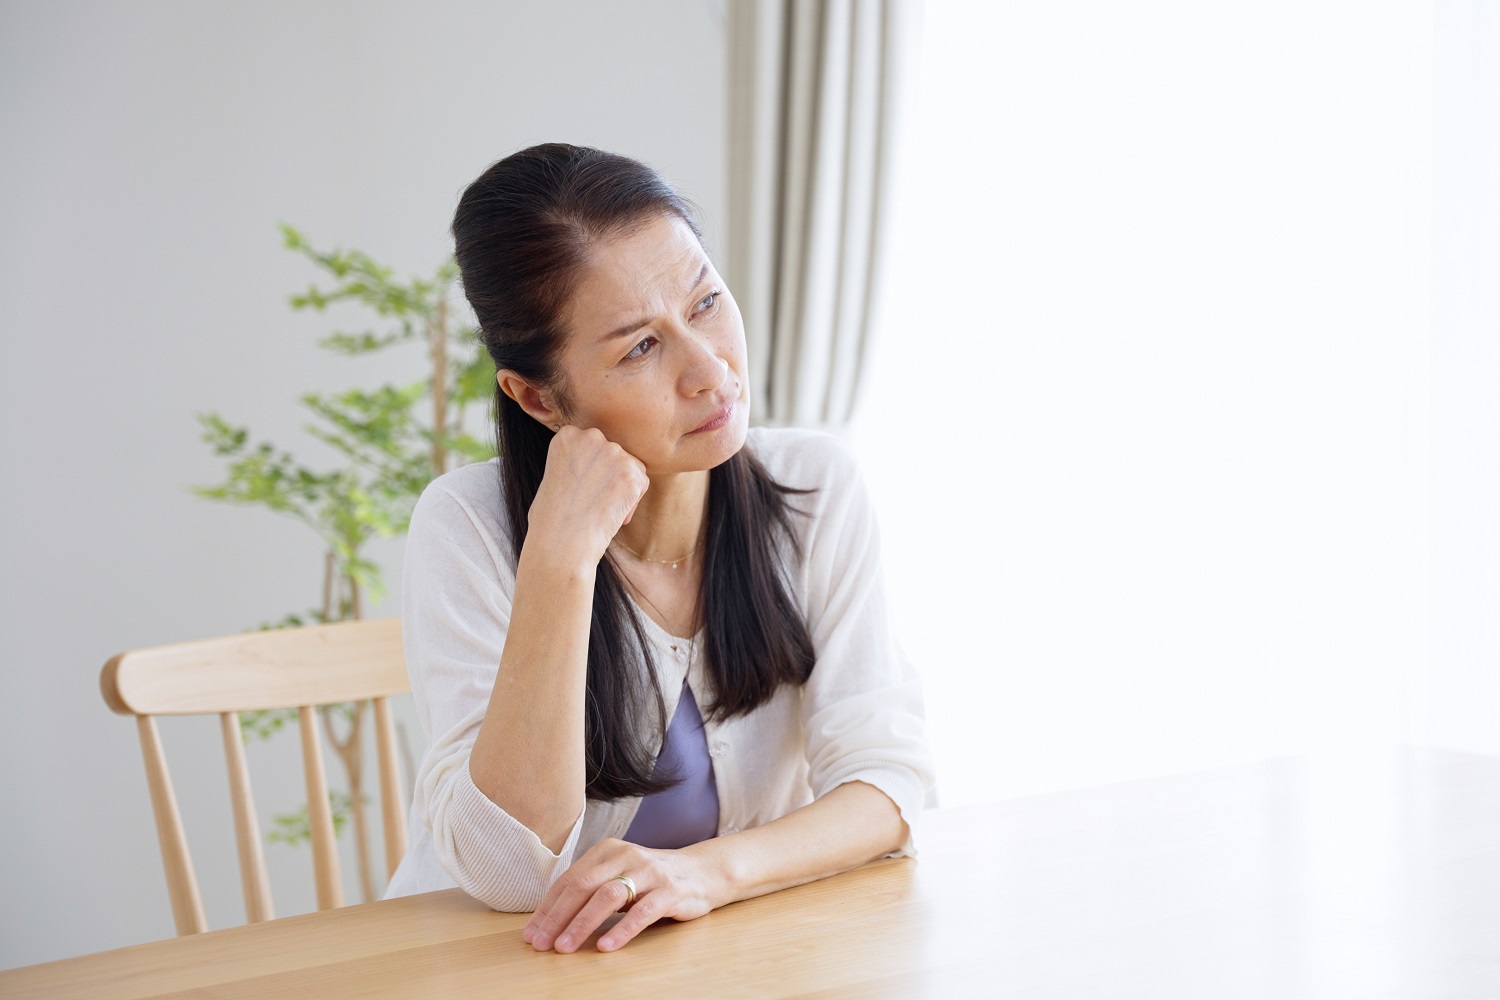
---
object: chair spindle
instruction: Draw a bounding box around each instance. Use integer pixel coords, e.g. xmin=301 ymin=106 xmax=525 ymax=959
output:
xmin=298 ymin=705 xmax=344 ymax=910
xmin=137 ymin=715 xmax=208 ymax=935
xmin=220 ymin=711 xmax=274 ymax=923
xmin=373 ymin=697 xmax=407 ymax=878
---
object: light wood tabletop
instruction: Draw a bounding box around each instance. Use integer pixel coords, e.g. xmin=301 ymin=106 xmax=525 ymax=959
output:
xmin=3 ymin=743 xmax=1496 ymax=998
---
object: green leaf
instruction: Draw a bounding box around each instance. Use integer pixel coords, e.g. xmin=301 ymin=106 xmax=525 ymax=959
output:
xmin=450 ymin=347 xmax=497 ymax=407
xmin=196 ymin=412 xmax=250 ymax=455
xmin=278 ymin=223 xmax=307 ymax=251
xmin=439 ymin=431 xmax=496 ymax=464
xmin=317 ymin=330 xmax=405 ymax=355
xmin=239 ymin=708 xmax=298 ymax=743
xmin=266 ymin=791 xmax=358 ymax=846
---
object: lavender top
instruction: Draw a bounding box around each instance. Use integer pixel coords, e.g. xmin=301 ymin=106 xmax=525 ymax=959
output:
xmin=623 ymin=679 xmax=721 ymax=850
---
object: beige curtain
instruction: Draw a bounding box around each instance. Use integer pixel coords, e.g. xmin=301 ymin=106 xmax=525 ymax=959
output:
xmin=726 ymin=0 xmax=921 ymax=430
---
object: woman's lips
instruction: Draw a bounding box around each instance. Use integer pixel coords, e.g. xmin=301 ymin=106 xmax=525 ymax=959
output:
xmin=691 ymin=403 xmax=734 ymax=434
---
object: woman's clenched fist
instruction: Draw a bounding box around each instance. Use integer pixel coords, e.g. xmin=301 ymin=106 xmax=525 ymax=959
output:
xmin=525 ymin=425 xmax=650 ymax=571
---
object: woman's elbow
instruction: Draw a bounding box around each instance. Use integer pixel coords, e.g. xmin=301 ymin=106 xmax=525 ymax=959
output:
xmin=446 ymin=857 xmax=550 ymax=913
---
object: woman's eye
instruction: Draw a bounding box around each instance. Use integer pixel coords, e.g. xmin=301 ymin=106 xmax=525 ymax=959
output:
xmin=624 ymin=336 xmax=657 ymax=361
xmin=694 ymin=290 xmax=721 ymax=315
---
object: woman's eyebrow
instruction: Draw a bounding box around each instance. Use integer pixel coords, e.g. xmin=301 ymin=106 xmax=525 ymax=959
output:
xmin=599 ymin=260 xmax=711 ymax=342
xmin=684 ymin=259 xmax=710 ymax=295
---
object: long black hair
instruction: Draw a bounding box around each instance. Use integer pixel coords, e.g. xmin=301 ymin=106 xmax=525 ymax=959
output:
xmin=452 ymin=143 xmax=816 ymax=800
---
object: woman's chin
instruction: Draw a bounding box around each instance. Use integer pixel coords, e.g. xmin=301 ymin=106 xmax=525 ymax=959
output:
xmin=667 ymin=411 xmax=749 ymax=473
xmin=708 ymin=408 xmax=751 ymax=464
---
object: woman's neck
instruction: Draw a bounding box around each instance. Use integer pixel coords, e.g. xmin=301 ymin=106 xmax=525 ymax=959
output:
xmin=612 ymin=468 xmax=709 ymax=563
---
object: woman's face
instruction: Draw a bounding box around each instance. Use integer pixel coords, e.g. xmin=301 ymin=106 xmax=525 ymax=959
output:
xmin=540 ymin=212 xmax=750 ymax=475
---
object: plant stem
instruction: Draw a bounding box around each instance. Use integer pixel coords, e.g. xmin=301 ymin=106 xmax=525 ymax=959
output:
xmin=322 ymin=702 xmax=375 ymax=904
xmin=322 ymin=551 xmax=335 ymax=623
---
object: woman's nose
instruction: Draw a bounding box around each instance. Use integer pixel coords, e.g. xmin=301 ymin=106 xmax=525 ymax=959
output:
xmin=680 ymin=331 xmax=731 ymax=396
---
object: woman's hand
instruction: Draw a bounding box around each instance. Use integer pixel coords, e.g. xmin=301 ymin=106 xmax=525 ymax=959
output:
xmin=522 ymin=838 xmax=727 ymax=953
xmin=527 ymin=425 xmax=650 ymax=570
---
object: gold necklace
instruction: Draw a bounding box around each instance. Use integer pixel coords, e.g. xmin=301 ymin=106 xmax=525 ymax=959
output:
xmin=611 ymin=534 xmax=702 ymax=570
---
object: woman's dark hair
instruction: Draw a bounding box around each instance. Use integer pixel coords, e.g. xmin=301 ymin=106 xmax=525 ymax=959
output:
xmin=452 ymin=143 xmax=816 ymax=800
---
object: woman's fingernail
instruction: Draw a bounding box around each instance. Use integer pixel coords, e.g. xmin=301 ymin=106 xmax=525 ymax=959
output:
xmin=522 ymin=926 xmax=534 ymax=943
xmin=557 ymin=935 xmax=574 ymax=951
xmin=599 ymin=936 xmax=616 ymax=951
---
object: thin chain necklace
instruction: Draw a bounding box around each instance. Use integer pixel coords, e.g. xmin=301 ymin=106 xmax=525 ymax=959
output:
xmin=619 ymin=570 xmax=701 ymax=643
xmin=611 ymin=533 xmax=702 ymax=571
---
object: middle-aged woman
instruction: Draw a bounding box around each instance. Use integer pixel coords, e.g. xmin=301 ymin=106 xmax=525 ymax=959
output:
xmin=385 ymin=142 xmax=935 ymax=953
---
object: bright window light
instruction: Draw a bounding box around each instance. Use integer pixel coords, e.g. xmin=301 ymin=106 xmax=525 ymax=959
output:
xmin=854 ymin=0 xmax=1442 ymax=805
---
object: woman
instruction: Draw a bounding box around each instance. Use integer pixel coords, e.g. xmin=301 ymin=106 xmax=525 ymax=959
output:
xmin=385 ymin=143 xmax=935 ymax=954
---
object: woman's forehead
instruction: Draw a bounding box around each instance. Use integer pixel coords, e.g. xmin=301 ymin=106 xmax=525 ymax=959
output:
xmin=566 ymin=215 xmax=706 ymax=336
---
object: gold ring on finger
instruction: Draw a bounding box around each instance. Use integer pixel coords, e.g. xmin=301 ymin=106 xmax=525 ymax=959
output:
xmin=609 ymin=874 xmax=637 ymax=911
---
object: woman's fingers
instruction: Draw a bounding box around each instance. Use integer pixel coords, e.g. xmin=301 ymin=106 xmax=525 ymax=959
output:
xmin=525 ymin=863 xmax=576 ymax=941
xmin=549 ymin=878 xmax=636 ymax=953
xmin=529 ymin=426 xmax=651 ymax=564
xmin=527 ymin=871 xmax=634 ymax=952
xmin=523 ymin=869 xmax=592 ymax=949
xmin=521 ymin=873 xmax=573 ymax=944
xmin=524 ymin=840 xmax=716 ymax=952
xmin=524 ymin=840 xmax=637 ymax=951
xmin=596 ymin=889 xmax=666 ymax=952
xmin=620 ymin=467 xmax=647 ymax=526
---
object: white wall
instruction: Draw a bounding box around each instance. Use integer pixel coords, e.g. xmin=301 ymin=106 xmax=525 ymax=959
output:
xmin=1420 ymin=0 xmax=1500 ymax=755
xmin=0 ymin=0 xmax=726 ymax=968
xmin=854 ymin=0 xmax=1497 ymax=806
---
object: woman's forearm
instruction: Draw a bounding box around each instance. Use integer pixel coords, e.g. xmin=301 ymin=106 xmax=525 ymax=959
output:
xmin=467 ymin=547 xmax=595 ymax=853
xmin=465 ymin=427 xmax=653 ymax=854
xmin=523 ymin=780 xmax=909 ymax=953
xmin=688 ymin=780 xmax=909 ymax=908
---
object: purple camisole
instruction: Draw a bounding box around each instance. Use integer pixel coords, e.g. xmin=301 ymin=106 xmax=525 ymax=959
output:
xmin=622 ymin=679 xmax=720 ymax=849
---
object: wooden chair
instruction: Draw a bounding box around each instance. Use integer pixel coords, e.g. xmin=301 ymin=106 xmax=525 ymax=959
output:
xmin=99 ymin=618 xmax=410 ymax=936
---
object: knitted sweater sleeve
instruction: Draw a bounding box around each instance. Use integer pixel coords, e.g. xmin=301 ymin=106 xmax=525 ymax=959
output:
xmin=401 ymin=481 xmax=585 ymax=912
xmin=794 ymin=435 xmax=937 ymax=857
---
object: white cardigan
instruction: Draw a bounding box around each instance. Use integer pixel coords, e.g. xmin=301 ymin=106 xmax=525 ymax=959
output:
xmin=384 ymin=426 xmax=936 ymax=912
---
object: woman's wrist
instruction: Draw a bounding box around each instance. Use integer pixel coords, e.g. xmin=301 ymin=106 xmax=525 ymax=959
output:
xmin=516 ymin=537 xmax=600 ymax=588
xmin=676 ymin=784 xmax=908 ymax=913
xmin=680 ymin=835 xmax=745 ymax=911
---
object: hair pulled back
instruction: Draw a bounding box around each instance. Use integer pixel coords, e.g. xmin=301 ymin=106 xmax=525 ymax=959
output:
xmin=453 ymin=143 xmax=815 ymax=801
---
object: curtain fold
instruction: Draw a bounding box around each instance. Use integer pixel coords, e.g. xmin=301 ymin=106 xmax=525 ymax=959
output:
xmin=727 ymin=0 xmax=921 ymax=430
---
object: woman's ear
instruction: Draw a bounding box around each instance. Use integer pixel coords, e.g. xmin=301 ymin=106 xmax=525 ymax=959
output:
xmin=496 ymin=370 xmax=564 ymax=430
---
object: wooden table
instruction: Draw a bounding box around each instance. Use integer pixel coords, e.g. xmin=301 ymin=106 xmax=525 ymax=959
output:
xmin=4 ymin=744 xmax=1497 ymax=998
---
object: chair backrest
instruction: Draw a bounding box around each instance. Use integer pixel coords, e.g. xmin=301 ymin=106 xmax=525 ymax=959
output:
xmin=100 ymin=618 xmax=410 ymax=936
